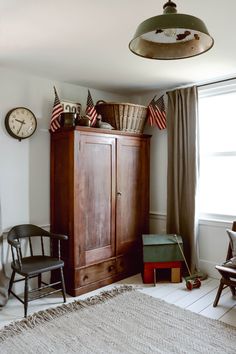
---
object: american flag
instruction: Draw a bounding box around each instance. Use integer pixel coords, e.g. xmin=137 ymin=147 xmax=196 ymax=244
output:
xmin=50 ymin=86 xmax=63 ymax=132
xmin=148 ymin=95 xmax=166 ymax=130
xmin=86 ymin=90 xmax=97 ymax=126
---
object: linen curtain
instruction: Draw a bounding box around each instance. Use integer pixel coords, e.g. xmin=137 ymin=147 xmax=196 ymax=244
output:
xmin=166 ymin=86 xmax=199 ymax=272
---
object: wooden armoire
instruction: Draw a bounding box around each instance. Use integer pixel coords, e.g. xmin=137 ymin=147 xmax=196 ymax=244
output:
xmin=50 ymin=127 xmax=151 ymax=296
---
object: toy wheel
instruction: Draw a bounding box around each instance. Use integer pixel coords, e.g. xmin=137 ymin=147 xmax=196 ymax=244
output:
xmin=186 ymin=280 xmax=193 ymax=290
xmin=195 ymin=278 xmax=201 ymax=288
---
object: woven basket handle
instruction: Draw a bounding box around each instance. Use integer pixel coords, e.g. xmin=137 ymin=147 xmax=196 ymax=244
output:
xmin=96 ymin=100 xmax=106 ymax=105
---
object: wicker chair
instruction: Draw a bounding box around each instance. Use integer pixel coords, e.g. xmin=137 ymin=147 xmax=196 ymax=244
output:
xmin=213 ymin=221 xmax=236 ymax=307
xmin=7 ymin=224 xmax=68 ymax=317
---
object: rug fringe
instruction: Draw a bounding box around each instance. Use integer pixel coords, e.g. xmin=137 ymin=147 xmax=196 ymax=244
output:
xmin=0 ymin=285 xmax=135 ymax=342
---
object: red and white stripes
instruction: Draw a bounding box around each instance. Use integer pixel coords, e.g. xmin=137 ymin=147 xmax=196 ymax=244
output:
xmin=148 ymin=95 xmax=166 ymax=130
xmin=50 ymin=87 xmax=63 ymax=132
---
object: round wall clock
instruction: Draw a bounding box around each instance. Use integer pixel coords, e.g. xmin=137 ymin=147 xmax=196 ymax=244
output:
xmin=5 ymin=107 xmax=37 ymax=141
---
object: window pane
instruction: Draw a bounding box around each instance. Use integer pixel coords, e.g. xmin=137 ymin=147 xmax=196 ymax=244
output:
xmin=199 ymin=92 xmax=236 ymax=154
xmin=199 ymin=156 xmax=236 ymax=215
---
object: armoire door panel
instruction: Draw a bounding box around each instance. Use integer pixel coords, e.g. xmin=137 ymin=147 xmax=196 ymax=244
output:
xmin=116 ymin=138 xmax=150 ymax=254
xmin=75 ymin=134 xmax=116 ymax=266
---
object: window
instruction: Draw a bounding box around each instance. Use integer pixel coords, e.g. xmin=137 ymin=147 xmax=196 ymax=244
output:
xmin=198 ymin=83 xmax=236 ymax=219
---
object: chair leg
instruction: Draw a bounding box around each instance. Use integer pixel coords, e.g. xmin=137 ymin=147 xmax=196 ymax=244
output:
xmin=38 ymin=274 xmax=42 ymax=289
xmin=229 ymin=285 xmax=236 ymax=296
xmin=213 ymin=280 xmax=224 ymax=307
xmin=24 ymin=276 xmax=29 ymax=318
xmin=60 ymin=268 xmax=66 ymax=303
xmin=8 ymin=270 xmax=16 ymax=296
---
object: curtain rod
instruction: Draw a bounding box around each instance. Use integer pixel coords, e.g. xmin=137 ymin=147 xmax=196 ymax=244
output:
xmin=198 ymin=76 xmax=236 ymax=88
xmin=166 ymin=76 xmax=236 ymax=94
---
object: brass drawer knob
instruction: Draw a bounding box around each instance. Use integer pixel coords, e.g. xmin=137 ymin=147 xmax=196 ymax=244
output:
xmin=108 ymin=265 xmax=115 ymax=272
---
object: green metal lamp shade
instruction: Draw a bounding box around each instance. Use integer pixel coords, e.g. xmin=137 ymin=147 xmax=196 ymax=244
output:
xmin=129 ymin=1 xmax=214 ymax=60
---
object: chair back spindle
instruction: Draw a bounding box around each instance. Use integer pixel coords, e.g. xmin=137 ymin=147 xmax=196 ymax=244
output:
xmin=15 ymin=237 xmax=23 ymax=269
xmin=16 ymin=247 xmax=22 ymax=269
xmin=10 ymin=246 xmax=16 ymax=267
xmin=41 ymin=236 xmax=45 ymax=256
xmin=58 ymin=240 xmax=61 ymax=259
xmin=18 ymin=237 xmax=23 ymax=260
xmin=29 ymin=236 xmax=33 ymax=256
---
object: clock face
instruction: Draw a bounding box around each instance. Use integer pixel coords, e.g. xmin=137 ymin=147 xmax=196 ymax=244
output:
xmin=5 ymin=107 xmax=37 ymax=141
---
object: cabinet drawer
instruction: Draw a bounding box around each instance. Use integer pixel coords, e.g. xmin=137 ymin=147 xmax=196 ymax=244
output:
xmin=78 ymin=259 xmax=116 ymax=286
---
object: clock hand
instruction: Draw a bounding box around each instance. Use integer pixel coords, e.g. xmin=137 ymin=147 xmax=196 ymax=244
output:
xmin=17 ymin=120 xmax=25 ymax=134
xmin=15 ymin=119 xmax=26 ymax=124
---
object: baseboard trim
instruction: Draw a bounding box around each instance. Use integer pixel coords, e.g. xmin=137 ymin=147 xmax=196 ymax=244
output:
xmin=198 ymin=259 xmax=221 ymax=279
xmin=149 ymin=212 xmax=166 ymax=221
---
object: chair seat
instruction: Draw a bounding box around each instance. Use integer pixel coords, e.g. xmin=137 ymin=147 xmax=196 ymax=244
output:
xmin=11 ymin=256 xmax=64 ymax=276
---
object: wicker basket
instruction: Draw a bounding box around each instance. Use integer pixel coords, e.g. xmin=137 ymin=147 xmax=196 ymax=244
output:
xmin=96 ymin=101 xmax=148 ymax=134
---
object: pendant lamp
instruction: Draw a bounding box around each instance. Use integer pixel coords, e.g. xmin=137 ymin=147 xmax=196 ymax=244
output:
xmin=129 ymin=0 xmax=214 ymax=60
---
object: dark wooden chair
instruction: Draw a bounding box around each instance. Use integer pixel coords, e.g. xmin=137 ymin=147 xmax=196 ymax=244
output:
xmin=213 ymin=221 xmax=236 ymax=307
xmin=7 ymin=224 xmax=68 ymax=317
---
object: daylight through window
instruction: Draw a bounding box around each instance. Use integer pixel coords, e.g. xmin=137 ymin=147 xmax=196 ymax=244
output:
xmin=198 ymin=85 xmax=236 ymax=219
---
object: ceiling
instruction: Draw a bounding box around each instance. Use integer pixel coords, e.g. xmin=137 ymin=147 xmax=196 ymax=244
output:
xmin=0 ymin=0 xmax=235 ymax=94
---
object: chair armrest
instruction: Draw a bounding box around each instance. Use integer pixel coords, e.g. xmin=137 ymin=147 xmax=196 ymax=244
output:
xmin=49 ymin=233 xmax=68 ymax=241
xmin=215 ymin=264 xmax=236 ymax=274
xmin=8 ymin=239 xmax=21 ymax=249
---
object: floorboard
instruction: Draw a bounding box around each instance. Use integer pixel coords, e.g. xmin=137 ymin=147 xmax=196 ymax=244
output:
xmin=1 ymin=274 xmax=236 ymax=329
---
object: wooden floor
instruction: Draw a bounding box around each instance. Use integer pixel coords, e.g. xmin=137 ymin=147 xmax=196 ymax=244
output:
xmin=135 ymin=275 xmax=236 ymax=327
xmin=1 ymin=274 xmax=236 ymax=329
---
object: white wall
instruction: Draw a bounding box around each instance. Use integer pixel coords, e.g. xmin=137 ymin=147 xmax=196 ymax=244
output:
xmin=131 ymin=91 xmax=168 ymax=217
xmin=0 ymin=68 xmax=130 ymax=231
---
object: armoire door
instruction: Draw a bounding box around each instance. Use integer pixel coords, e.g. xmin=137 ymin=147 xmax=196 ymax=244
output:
xmin=116 ymin=137 xmax=150 ymax=255
xmin=75 ymin=132 xmax=116 ymax=266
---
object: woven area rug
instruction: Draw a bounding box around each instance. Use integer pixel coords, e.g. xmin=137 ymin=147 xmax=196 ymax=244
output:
xmin=0 ymin=286 xmax=236 ymax=354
